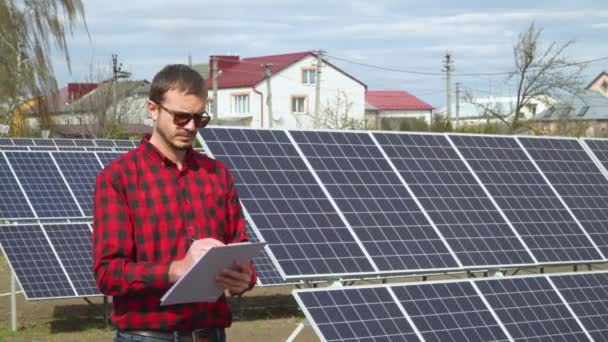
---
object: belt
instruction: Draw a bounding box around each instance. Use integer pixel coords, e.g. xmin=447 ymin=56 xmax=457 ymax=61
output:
xmin=122 ymin=328 xmax=224 ymax=342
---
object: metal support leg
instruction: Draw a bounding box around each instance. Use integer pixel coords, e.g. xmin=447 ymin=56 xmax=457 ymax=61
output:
xmin=540 ymin=267 xmax=545 ymax=274
xmin=574 ymin=265 xmax=578 ymax=272
xmin=286 ymin=320 xmax=307 ymax=342
xmin=11 ymin=271 xmax=17 ymax=332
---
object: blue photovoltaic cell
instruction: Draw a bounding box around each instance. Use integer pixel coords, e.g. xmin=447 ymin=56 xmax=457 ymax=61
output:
xmin=552 ymin=272 xmax=608 ymax=341
xmin=245 ymin=222 xmax=289 ymax=286
xmin=477 ymin=277 xmax=590 ymax=342
xmin=0 ymin=138 xmax=13 ymax=145
xmin=0 ymin=225 xmax=76 ymax=299
xmin=0 ymin=146 xmax=28 ymax=151
xmin=0 ymin=153 xmax=35 ymax=218
xmin=201 ymin=128 xmax=374 ymax=278
xmin=96 ymin=152 xmax=123 ymax=168
xmin=43 ymin=223 xmax=100 ymax=296
xmin=374 ymin=132 xmax=532 ymax=267
xmin=291 ymin=130 xmax=457 ymax=272
xmin=296 ymin=287 xmax=421 ymax=342
xmin=29 ymin=146 xmax=58 ymax=151
xmin=392 ymin=281 xmax=510 ymax=342
xmin=519 ymin=137 xmax=608 ymax=258
xmin=114 ymin=140 xmax=135 ymax=148
xmin=4 ymin=151 xmax=82 ymax=218
xmin=52 ymin=152 xmax=104 ymax=216
xmin=452 ymin=135 xmax=601 ymax=263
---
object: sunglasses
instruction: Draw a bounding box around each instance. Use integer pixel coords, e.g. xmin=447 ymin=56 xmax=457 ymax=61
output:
xmin=155 ymin=102 xmax=211 ymax=128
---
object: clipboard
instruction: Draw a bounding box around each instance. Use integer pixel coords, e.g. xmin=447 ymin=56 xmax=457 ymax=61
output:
xmin=160 ymin=241 xmax=266 ymax=306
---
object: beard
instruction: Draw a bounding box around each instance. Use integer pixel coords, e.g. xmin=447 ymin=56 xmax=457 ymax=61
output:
xmin=157 ymin=126 xmax=194 ymax=151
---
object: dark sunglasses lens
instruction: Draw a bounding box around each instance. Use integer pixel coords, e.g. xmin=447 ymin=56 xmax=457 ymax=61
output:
xmin=173 ymin=113 xmax=193 ymax=126
xmin=198 ymin=116 xmax=210 ymax=128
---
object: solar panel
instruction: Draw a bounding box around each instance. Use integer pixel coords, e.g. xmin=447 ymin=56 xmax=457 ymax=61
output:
xmin=74 ymin=139 xmax=96 ymax=147
xmin=392 ymin=281 xmax=511 ymax=342
xmin=42 ymin=223 xmax=100 ymax=296
xmin=52 ymin=152 xmax=104 ymax=216
xmin=291 ymin=130 xmax=458 ymax=272
xmin=94 ymin=139 xmax=116 ymax=147
xmin=54 ymin=139 xmax=77 ymax=147
xmin=551 ymin=272 xmax=608 ymax=341
xmin=0 ymin=224 xmax=76 ymax=299
xmin=374 ymin=132 xmax=533 ymax=267
xmin=452 ymin=135 xmax=602 ymax=263
xmin=29 ymin=146 xmax=59 ymax=151
xmin=0 ymin=146 xmax=29 ymax=151
xmin=244 ymin=222 xmax=292 ymax=286
xmin=0 ymin=138 xmax=13 ymax=146
xmin=476 ymin=276 xmax=591 ymax=341
xmin=32 ymin=139 xmax=56 ymax=147
xmin=96 ymin=152 xmax=124 ymax=168
xmin=200 ymin=128 xmax=375 ymax=279
xmin=12 ymin=138 xmax=34 ymax=146
xmin=518 ymin=137 xmax=608 ymax=258
xmin=4 ymin=151 xmax=82 ymax=218
xmin=0 ymin=153 xmax=35 ymax=219
xmin=294 ymin=287 xmax=422 ymax=341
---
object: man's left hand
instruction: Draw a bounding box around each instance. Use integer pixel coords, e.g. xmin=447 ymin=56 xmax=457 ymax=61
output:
xmin=216 ymin=261 xmax=252 ymax=296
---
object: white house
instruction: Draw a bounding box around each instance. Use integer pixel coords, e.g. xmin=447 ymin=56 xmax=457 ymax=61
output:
xmin=204 ymin=51 xmax=367 ymax=129
xmin=365 ymin=90 xmax=434 ymax=129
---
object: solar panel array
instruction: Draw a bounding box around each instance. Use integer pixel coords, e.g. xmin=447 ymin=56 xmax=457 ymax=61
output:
xmin=199 ymin=128 xmax=608 ymax=282
xmin=0 ymin=223 xmax=98 ymax=299
xmin=294 ymin=271 xmax=608 ymax=342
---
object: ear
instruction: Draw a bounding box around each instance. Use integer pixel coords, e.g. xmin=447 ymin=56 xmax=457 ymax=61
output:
xmin=147 ymin=100 xmax=159 ymax=121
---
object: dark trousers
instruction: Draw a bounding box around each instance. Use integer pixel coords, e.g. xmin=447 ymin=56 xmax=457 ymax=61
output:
xmin=114 ymin=328 xmax=226 ymax=342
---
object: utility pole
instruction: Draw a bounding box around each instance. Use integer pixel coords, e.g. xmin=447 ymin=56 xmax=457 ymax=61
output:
xmin=188 ymin=52 xmax=192 ymax=67
xmin=111 ymin=54 xmax=131 ymax=137
xmin=263 ymin=63 xmax=273 ymax=128
xmin=455 ymin=82 xmax=461 ymax=130
xmin=443 ymin=53 xmax=453 ymax=126
xmin=314 ymin=50 xmax=324 ymax=128
xmin=212 ymin=57 xmax=219 ymax=120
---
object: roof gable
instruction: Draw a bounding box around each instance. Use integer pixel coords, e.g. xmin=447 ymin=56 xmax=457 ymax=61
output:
xmin=206 ymin=51 xmax=366 ymax=89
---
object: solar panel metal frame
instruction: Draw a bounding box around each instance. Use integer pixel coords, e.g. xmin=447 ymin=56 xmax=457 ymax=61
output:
xmin=294 ymin=270 xmax=608 ymax=342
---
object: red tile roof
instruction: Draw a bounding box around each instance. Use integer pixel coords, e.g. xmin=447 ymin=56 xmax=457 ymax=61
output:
xmin=206 ymin=51 xmax=366 ymax=89
xmin=366 ymin=91 xmax=433 ymax=110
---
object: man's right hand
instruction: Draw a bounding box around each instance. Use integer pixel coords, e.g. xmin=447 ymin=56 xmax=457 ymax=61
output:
xmin=169 ymin=238 xmax=225 ymax=282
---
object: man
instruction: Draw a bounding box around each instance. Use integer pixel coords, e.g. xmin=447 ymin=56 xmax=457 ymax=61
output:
xmin=93 ymin=64 xmax=256 ymax=342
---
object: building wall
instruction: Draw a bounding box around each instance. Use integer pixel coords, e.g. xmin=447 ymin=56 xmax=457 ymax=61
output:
xmin=211 ymin=55 xmax=366 ymax=128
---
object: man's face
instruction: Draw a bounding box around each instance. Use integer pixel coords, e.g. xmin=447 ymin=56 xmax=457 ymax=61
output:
xmin=148 ymin=89 xmax=206 ymax=151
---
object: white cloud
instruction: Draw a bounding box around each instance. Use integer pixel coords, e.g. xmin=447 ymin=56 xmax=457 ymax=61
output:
xmin=592 ymin=23 xmax=608 ymax=29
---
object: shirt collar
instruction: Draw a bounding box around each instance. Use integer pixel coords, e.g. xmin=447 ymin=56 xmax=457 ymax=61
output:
xmin=140 ymin=134 xmax=196 ymax=169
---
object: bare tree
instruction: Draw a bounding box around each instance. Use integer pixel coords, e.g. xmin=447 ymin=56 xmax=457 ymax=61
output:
xmin=306 ymin=90 xmax=364 ymax=130
xmin=466 ymin=23 xmax=585 ymax=133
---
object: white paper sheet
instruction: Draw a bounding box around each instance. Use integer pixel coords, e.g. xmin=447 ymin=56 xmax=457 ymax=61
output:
xmin=160 ymin=242 xmax=266 ymax=306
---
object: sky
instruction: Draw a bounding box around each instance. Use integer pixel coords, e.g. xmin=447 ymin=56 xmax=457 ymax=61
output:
xmin=52 ymin=0 xmax=608 ymax=108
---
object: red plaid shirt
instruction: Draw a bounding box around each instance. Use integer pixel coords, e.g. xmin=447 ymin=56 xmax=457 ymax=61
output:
xmin=92 ymin=136 xmax=255 ymax=331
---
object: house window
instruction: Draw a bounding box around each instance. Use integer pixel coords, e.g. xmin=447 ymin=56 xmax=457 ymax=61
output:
xmin=233 ymin=95 xmax=249 ymax=114
xmin=292 ymin=96 xmax=306 ymax=113
xmin=302 ymin=69 xmax=316 ymax=85
xmin=206 ymin=98 xmax=214 ymax=113
xmin=602 ymin=81 xmax=608 ymax=91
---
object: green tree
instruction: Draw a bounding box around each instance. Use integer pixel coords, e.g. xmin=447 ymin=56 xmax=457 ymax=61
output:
xmin=0 ymin=0 xmax=87 ymax=130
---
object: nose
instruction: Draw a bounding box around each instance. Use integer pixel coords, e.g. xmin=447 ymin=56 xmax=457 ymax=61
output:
xmin=183 ymin=117 xmax=197 ymax=132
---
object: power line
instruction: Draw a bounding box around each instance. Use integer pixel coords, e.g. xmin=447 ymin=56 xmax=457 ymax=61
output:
xmin=324 ymin=54 xmax=608 ymax=77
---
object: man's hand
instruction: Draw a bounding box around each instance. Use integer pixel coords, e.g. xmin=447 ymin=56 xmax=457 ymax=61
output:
xmin=216 ymin=260 xmax=253 ymax=296
xmin=169 ymin=238 xmax=225 ymax=282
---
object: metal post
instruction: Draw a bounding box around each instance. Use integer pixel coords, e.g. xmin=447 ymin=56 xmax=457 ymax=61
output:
xmin=11 ymin=270 xmax=17 ymax=331
xmin=286 ymin=321 xmax=307 ymax=342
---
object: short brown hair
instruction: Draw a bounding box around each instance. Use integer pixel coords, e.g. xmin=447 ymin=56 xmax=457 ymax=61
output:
xmin=149 ymin=64 xmax=208 ymax=103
